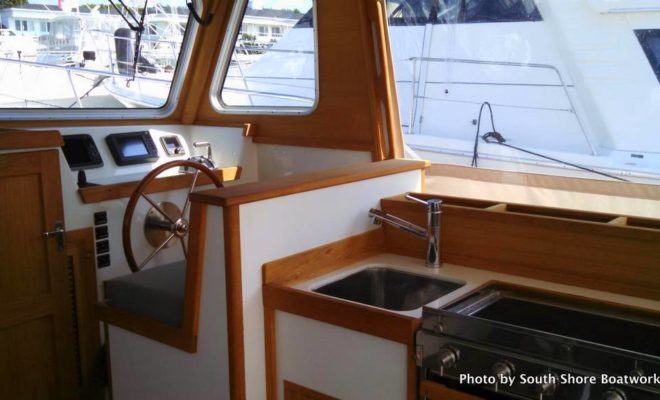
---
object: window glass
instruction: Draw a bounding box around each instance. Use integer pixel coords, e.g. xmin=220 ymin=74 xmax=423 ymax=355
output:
xmin=216 ymin=0 xmax=316 ymax=112
xmin=636 ymin=29 xmax=660 ymax=84
xmin=386 ymin=0 xmax=660 ymax=186
xmin=0 ymin=1 xmax=195 ymax=110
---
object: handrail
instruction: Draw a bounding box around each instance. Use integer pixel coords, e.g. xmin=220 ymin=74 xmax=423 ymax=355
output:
xmin=0 ymin=56 xmax=172 ymax=83
xmin=405 ymin=56 xmax=598 ymax=156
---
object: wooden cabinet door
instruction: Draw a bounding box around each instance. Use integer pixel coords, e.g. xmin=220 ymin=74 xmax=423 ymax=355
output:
xmin=0 ymin=150 xmax=77 ymax=399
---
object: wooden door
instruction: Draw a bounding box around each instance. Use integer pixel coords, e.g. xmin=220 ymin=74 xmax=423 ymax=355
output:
xmin=0 ymin=150 xmax=77 ymax=399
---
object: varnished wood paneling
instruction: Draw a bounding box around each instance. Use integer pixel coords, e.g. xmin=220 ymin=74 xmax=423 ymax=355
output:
xmin=0 ymin=130 xmax=63 ymax=150
xmin=0 ymin=150 xmax=77 ymax=399
xmin=191 ymin=159 xmax=427 ymax=207
xmin=263 ymin=229 xmax=385 ymax=286
xmin=380 ymin=195 xmax=660 ymax=300
xmin=191 ymin=0 xmax=389 ymax=155
xmin=283 ymin=381 xmax=337 ymax=400
xmin=78 ymin=166 xmax=241 ymax=204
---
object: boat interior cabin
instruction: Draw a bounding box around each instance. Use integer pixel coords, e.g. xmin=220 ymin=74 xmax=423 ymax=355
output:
xmin=1 ymin=0 xmax=660 ymax=399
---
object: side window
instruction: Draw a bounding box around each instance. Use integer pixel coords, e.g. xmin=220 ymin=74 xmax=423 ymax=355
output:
xmin=387 ymin=0 xmax=541 ymax=26
xmin=636 ymin=29 xmax=660 ymax=84
xmin=213 ymin=0 xmax=317 ymax=113
xmin=0 ymin=0 xmax=198 ymax=117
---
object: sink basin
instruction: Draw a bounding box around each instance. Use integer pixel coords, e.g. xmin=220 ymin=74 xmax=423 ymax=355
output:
xmin=312 ymin=267 xmax=464 ymax=311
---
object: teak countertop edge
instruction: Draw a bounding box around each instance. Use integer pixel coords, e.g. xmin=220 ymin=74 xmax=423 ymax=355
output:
xmin=190 ymin=159 xmax=429 ymax=207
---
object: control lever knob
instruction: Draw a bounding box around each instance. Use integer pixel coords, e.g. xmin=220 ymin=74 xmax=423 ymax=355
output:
xmin=536 ymin=372 xmax=559 ymax=400
xmin=602 ymin=388 xmax=626 ymax=400
xmin=491 ymin=360 xmax=515 ymax=393
xmin=436 ymin=346 xmax=459 ymax=377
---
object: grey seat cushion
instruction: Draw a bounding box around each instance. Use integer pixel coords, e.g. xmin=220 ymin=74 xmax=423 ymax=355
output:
xmin=104 ymin=260 xmax=186 ymax=327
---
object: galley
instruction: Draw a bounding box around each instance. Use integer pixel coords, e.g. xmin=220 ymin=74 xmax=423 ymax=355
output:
xmin=0 ymin=0 xmax=659 ymax=399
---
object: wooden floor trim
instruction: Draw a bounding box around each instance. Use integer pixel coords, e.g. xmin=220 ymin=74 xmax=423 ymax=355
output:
xmin=190 ymin=159 xmax=428 ymax=207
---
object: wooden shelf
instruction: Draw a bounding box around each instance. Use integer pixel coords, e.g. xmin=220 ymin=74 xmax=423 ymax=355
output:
xmin=78 ymin=166 xmax=241 ymax=204
xmin=190 ymin=159 xmax=428 ymax=207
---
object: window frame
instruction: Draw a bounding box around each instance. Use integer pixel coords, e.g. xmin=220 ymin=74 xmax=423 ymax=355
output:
xmin=0 ymin=1 xmax=201 ymax=121
xmin=209 ymin=0 xmax=319 ymax=116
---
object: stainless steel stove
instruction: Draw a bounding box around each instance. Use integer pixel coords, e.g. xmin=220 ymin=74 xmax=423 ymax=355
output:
xmin=416 ymin=283 xmax=660 ymax=400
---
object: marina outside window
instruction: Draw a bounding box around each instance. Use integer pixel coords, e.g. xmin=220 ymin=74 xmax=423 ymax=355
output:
xmin=385 ymin=0 xmax=660 ymax=187
xmin=0 ymin=0 xmax=198 ymax=118
xmin=212 ymin=0 xmax=317 ymax=114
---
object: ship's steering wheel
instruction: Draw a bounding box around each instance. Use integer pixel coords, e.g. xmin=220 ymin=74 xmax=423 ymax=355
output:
xmin=122 ymin=160 xmax=223 ymax=272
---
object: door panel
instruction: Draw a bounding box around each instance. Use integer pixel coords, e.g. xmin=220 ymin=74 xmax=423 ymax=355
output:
xmin=0 ymin=150 xmax=77 ymax=399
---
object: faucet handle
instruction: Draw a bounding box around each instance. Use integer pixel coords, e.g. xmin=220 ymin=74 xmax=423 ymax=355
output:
xmin=405 ymin=194 xmax=429 ymax=205
xmin=405 ymin=194 xmax=442 ymax=213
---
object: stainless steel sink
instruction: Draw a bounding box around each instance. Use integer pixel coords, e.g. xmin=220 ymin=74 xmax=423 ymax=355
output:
xmin=312 ymin=267 xmax=464 ymax=311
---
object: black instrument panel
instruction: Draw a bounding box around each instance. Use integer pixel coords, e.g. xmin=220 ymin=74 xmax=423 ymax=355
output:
xmin=105 ymin=131 xmax=159 ymax=166
xmin=62 ymin=134 xmax=104 ymax=170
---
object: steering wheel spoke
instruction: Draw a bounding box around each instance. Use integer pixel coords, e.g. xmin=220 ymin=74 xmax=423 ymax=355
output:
xmin=123 ymin=160 xmax=223 ymax=272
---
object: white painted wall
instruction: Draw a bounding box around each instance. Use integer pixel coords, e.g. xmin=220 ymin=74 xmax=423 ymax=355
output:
xmin=239 ymin=170 xmax=423 ymax=399
xmin=276 ymin=311 xmax=407 ymax=400
xmin=108 ymin=205 xmax=230 ymax=400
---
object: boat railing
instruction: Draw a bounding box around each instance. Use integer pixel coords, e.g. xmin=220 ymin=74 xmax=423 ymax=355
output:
xmin=0 ymin=56 xmax=171 ymax=109
xmin=405 ymin=56 xmax=598 ymax=155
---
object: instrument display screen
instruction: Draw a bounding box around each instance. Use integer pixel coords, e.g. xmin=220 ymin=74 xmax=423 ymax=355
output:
xmin=106 ymin=131 xmax=159 ymax=166
xmin=62 ymin=134 xmax=103 ymax=170
xmin=120 ymin=137 xmax=149 ymax=158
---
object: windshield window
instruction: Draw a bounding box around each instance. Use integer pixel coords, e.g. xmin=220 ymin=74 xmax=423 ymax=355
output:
xmin=0 ymin=0 xmax=194 ymax=110
xmin=386 ymin=0 xmax=660 ymax=187
xmin=215 ymin=0 xmax=316 ymax=113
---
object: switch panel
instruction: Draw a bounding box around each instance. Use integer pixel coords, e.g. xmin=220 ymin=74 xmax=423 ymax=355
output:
xmin=95 ymin=225 xmax=108 ymax=240
xmin=96 ymin=240 xmax=109 ymax=254
xmin=97 ymin=254 xmax=110 ymax=268
xmin=94 ymin=211 xmax=107 ymax=226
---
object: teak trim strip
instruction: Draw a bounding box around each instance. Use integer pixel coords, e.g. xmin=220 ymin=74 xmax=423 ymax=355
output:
xmin=262 ymin=229 xmax=386 ymax=286
xmin=224 ymin=205 xmax=246 ymax=400
xmin=78 ymin=166 xmax=241 ymax=204
xmin=190 ymin=159 xmax=428 ymax=207
xmin=0 ymin=130 xmax=63 ymax=150
xmin=97 ymin=202 xmax=209 ymax=353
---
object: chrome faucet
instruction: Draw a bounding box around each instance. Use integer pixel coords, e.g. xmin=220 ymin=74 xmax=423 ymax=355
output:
xmin=369 ymin=194 xmax=442 ymax=268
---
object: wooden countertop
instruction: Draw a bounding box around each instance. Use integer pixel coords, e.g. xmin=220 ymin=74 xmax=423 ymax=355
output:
xmin=190 ymin=159 xmax=429 ymax=207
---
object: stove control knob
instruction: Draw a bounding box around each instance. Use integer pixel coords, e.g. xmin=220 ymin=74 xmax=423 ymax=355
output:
xmin=491 ymin=360 xmax=515 ymax=393
xmin=436 ymin=346 xmax=459 ymax=377
xmin=536 ymin=372 xmax=559 ymax=400
xmin=602 ymin=388 xmax=627 ymax=400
